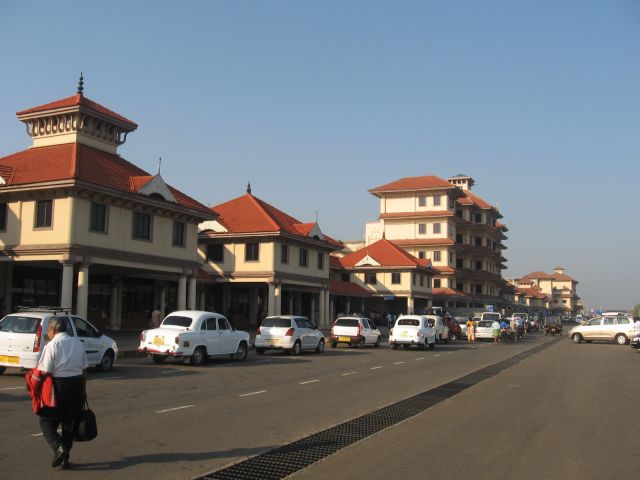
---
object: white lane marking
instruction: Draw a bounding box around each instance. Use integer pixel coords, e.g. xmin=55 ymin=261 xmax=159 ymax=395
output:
xmin=393 ymin=361 xmax=405 ymax=365
xmin=370 ymin=366 xmax=383 ymax=370
xmin=341 ymin=371 xmax=356 ymax=376
xmin=156 ymin=404 xmax=195 ymax=414
xmin=300 ymin=379 xmax=320 ymax=385
xmin=239 ymin=390 xmax=267 ymax=397
xmin=161 ymin=369 xmax=187 ymax=374
xmin=415 ymin=357 xmax=425 ymax=361
xmin=1 ymin=386 xmax=24 ymax=391
xmin=434 ymin=354 xmax=441 ymax=357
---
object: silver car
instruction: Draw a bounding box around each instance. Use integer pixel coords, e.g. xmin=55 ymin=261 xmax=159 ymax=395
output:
xmin=568 ymin=316 xmax=635 ymax=345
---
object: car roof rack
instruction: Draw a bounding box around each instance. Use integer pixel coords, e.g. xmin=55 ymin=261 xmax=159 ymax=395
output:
xmin=15 ymin=306 xmax=73 ymax=314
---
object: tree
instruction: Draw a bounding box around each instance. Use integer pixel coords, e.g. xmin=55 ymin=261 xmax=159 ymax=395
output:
xmin=632 ymin=304 xmax=640 ymax=317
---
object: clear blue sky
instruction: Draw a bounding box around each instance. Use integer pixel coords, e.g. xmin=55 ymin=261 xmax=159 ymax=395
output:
xmin=1 ymin=0 xmax=638 ymax=310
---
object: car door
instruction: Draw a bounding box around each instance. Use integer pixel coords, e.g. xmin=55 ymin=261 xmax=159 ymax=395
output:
xmin=363 ymin=319 xmax=374 ymax=343
xmin=582 ymin=317 xmax=602 ymax=340
xmin=295 ymin=318 xmax=311 ymax=349
xmin=600 ymin=317 xmax=617 ymax=340
xmin=217 ymin=317 xmax=235 ymax=354
xmin=303 ymin=319 xmax=321 ymax=347
xmin=71 ymin=316 xmax=101 ymax=365
xmin=202 ymin=317 xmax=219 ymax=355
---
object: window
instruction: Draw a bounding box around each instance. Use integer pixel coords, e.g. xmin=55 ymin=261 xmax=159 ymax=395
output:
xmin=457 ymin=282 xmax=464 ymax=291
xmin=418 ymin=250 xmax=426 ymax=259
xmin=617 ymin=317 xmax=630 ymax=325
xmin=433 ymin=251 xmax=441 ymax=262
xmin=364 ymin=272 xmax=377 ymax=285
xmin=207 ymin=244 xmax=224 ymax=262
xmin=434 ymin=279 xmax=441 ymax=288
xmin=456 ymin=258 xmax=464 ymax=268
xmin=418 ymin=195 xmax=426 ymax=207
xmin=35 ymin=199 xmax=52 ymax=228
xmin=433 ymin=194 xmax=441 ymax=206
xmin=456 ymin=210 xmax=463 ymax=218
xmin=474 ymin=213 xmax=482 ymax=223
xmin=475 ymin=237 xmax=482 ymax=246
xmin=217 ymin=318 xmax=230 ymax=330
xmin=317 ymin=252 xmax=324 ymax=270
xmin=474 ymin=284 xmax=483 ymax=294
xmin=418 ymin=223 xmax=426 ymax=234
xmin=299 ymin=248 xmax=308 ymax=267
xmin=391 ymin=272 xmax=401 ymax=284
xmin=475 ymin=261 xmax=482 ymax=270
xmin=132 ymin=212 xmax=151 ymax=240
xmin=412 ymin=273 xmax=416 ymax=285
xmin=449 ymin=252 xmax=453 ymax=263
xmin=341 ymin=273 xmax=350 ymax=282
xmin=172 ymin=221 xmax=186 ymax=247
xmin=0 ymin=203 xmax=6 ymax=231
xmin=420 ymin=275 xmax=424 ymax=286
xmin=281 ymin=244 xmax=289 ymax=264
xmin=433 ymin=223 xmax=441 ymax=234
xmin=456 ymin=234 xmax=463 ymax=243
xmin=89 ymin=202 xmax=107 ymax=233
xmin=245 ymin=243 xmax=259 ymax=262
xmin=205 ymin=318 xmax=217 ymax=330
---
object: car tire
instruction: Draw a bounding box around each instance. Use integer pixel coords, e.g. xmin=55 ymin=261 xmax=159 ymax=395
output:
xmin=97 ymin=350 xmax=114 ymax=372
xmin=256 ymin=347 xmax=265 ymax=355
xmin=315 ymin=339 xmax=325 ymax=354
xmin=374 ymin=336 xmax=381 ymax=348
xmin=290 ymin=340 xmax=302 ymax=356
xmin=190 ymin=346 xmax=207 ymax=366
xmin=331 ymin=342 xmax=338 ymax=348
xmin=391 ymin=342 xmax=398 ymax=350
xmin=234 ymin=342 xmax=248 ymax=361
xmin=449 ymin=333 xmax=457 ymax=342
xmin=358 ymin=337 xmax=366 ymax=349
xmin=615 ymin=334 xmax=628 ymax=346
xmin=571 ymin=333 xmax=583 ymax=344
xmin=152 ymin=354 xmax=166 ymax=364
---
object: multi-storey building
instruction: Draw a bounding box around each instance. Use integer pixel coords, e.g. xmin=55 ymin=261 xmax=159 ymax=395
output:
xmin=0 ymin=80 xmax=215 ymax=329
xmin=518 ymin=267 xmax=581 ymax=317
xmin=365 ymin=174 xmax=508 ymax=314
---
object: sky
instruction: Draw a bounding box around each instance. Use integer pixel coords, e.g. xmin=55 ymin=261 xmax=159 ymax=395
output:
xmin=0 ymin=0 xmax=638 ymax=310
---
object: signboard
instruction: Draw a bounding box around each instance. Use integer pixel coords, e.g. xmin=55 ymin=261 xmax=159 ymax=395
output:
xmin=383 ymin=296 xmax=396 ymax=301
xmin=486 ymin=305 xmax=494 ymax=312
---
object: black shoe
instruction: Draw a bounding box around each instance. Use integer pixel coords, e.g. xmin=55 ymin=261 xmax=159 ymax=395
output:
xmin=52 ymin=446 xmax=67 ymax=467
xmin=61 ymin=457 xmax=71 ymax=469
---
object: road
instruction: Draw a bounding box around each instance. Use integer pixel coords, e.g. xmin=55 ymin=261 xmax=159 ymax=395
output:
xmin=0 ymin=333 xmax=637 ymax=479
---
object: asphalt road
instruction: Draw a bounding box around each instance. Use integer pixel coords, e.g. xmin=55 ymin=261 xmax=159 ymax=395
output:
xmin=0 ymin=334 xmax=636 ymax=480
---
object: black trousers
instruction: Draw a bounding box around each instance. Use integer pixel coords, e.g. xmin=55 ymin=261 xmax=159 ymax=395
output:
xmin=38 ymin=375 xmax=84 ymax=453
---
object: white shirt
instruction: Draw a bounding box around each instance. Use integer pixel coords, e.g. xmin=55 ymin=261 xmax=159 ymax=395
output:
xmin=38 ymin=332 xmax=89 ymax=377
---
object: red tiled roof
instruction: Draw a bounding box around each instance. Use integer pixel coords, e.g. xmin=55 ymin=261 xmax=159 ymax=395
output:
xmin=432 ymin=287 xmax=465 ymax=296
xmin=380 ymin=210 xmax=455 ymax=219
xmin=330 ymin=255 xmax=345 ymax=269
xmin=369 ymin=176 xmax=455 ymax=194
xmin=17 ymin=94 xmax=137 ymax=128
xmin=340 ymin=238 xmax=433 ymax=270
xmin=210 ymin=193 xmax=341 ymax=248
xmin=0 ymin=143 xmax=212 ymax=216
xmin=523 ymin=271 xmax=575 ymax=282
xmin=130 ymin=175 xmax=154 ymax=191
xmin=434 ymin=266 xmax=455 ymax=274
xmin=329 ymin=280 xmax=373 ymax=297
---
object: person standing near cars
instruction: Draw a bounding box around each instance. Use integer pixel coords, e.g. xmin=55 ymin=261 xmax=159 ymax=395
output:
xmin=491 ymin=319 xmax=501 ymax=344
xmin=36 ymin=317 xmax=88 ymax=469
xmin=466 ymin=315 xmax=476 ymax=342
xmin=150 ymin=305 xmax=162 ymax=328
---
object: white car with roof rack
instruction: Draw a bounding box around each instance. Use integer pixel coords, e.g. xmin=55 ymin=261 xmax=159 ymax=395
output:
xmin=254 ymin=315 xmax=325 ymax=355
xmin=0 ymin=306 xmax=118 ymax=374
xmin=139 ymin=310 xmax=250 ymax=365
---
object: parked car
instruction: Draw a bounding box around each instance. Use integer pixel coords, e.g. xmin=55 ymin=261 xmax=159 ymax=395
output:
xmin=568 ymin=315 xmax=636 ymax=345
xmin=0 ymin=307 xmax=118 ymax=374
xmin=389 ymin=315 xmax=436 ymax=350
xmin=329 ymin=317 xmax=381 ymax=348
xmin=255 ymin=315 xmax=325 ymax=355
xmin=139 ymin=310 xmax=249 ymax=364
xmin=474 ymin=319 xmax=496 ymax=340
xmin=443 ymin=316 xmax=462 ymax=341
xmin=428 ymin=315 xmax=449 ymax=342
xmin=455 ymin=316 xmax=469 ymax=337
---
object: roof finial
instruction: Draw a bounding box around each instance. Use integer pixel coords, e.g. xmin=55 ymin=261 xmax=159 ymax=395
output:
xmin=247 ymin=182 xmax=252 ymax=194
xmin=77 ymin=72 xmax=84 ymax=95
xmin=158 ymin=157 xmax=162 ymax=175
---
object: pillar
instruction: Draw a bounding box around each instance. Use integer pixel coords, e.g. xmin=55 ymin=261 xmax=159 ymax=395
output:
xmin=319 ymin=289 xmax=325 ymax=326
xmin=3 ymin=261 xmax=13 ymax=314
xmin=159 ymin=284 xmax=167 ymax=316
xmin=188 ymin=275 xmax=197 ymax=310
xmin=178 ymin=275 xmax=187 ymax=310
xmin=109 ymin=278 xmax=121 ymax=330
xmin=325 ymin=288 xmax=330 ymax=325
xmin=275 ymin=284 xmax=282 ymax=315
xmin=199 ymin=287 xmax=206 ymax=311
xmin=60 ymin=262 xmax=75 ymax=310
xmin=76 ymin=263 xmax=90 ymax=319
xmin=407 ymin=296 xmax=415 ymax=314
xmin=288 ymin=294 xmax=294 ymax=315
xmin=311 ymin=295 xmax=316 ymax=323
xmin=346 ymin=298 xmax=351 ymax=315
xmin=268 ymin=283 xmax=276 ymax=316
xmin=249 ymin=286 xmax=258 ymax=324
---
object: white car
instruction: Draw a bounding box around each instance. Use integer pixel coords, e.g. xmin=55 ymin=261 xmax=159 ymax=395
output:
xmin=474 ymin=319 xmax=496 ymax=340
xmin=254 ymin=316 xmax=325 ymax=355
xmin=389 ymin=315 xmax=436 ymax=350
xmin=329 ymin=317 xmax=382 ymax=348
xmin=429 ymin=315 xmax=449 ymax=342
xmin=0 ymin=308 xmax=118 ymax=374
xmin=139 ymin=310 xmax=249 ymax=365
xmin=568 ymin=316 xmax=636 ymax=345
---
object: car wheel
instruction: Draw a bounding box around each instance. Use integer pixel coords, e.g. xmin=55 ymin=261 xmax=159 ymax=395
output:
xmin=152 ymin=354 xmax=166 ymax=364
xmin=97 ymin=350 xmax=115 ymax=372
xmin=315 ymin=339 xmax=325 ymax=354
xmin=615 ymin=334 xmax=628 ymax=346
xmin=290 ymin=340 xmax=302 ymax=356
xmin=0 ymin=366 xmax=5 ymax=375
xmin=374 ymin=336 xmax=381 ymax=348
xmin=234 ymin=342 xmax=248 ymax=361
xmin=571 ymin=333 xmax=583 ymax=344
xmin=391 ymin=342 xmax=398 ymax=350
xmin=190 ymin=346 xmax=207 ymax=366
xmin=449 ymin=333 xmax=457 ymax=342
xmin=331 ymin=342 xmax=338 ymax=348
xmin=358 ymin=337 xmax=366 ymax=349
xmin=256 ymin=347 xmax=265 ymax=355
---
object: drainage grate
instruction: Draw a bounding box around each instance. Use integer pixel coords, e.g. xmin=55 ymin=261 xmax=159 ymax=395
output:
xmin=197 ymin=340 xmax=556 ymax=480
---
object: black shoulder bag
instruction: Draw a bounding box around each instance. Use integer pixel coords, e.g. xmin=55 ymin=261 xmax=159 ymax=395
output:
xmin=75 ymin=398 xmax=98 ymax=442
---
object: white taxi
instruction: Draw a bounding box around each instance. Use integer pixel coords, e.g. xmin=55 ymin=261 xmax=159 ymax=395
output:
xmin=139 ymin=310 xmax=249 ymax=365
xmin=254 ymin=316 xmax=325 ymax=355
xmin=389 ymin=315 xmax=436 ymax=350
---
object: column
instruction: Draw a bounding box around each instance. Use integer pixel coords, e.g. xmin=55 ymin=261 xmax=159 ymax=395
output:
xmin=346 ymin=299 xmax=351 ymax=315
xmin=177 ymin=275 xmax=187 ymax=310
xmin=288 ymin=294 xmax=294 ymax=315
xmin=109 ymin=278 xmax=121 ymax=330
xmin=60 ymin=262 xmax=75 ymax=310
xmin=3 ymin=261 xmax=13 ymax=314
xmin=76 ymin=263 xmax=90 ymax=319
xmin=249 ymin=287 xmax=258 ymax=324
xmin=311 ymin=295 xmax=316 ymax=324
xmin=199 ymin=287 xmax=206 ymax=311
xmin=268 ymin=283 xmax=276 ymax=316
xmin=325 ymin=288 xmax=330 ymax=326
xmin=159 ymin=284 xmax=167 ymax=317
xmin=407 ymin=296 xmax=415 ymax=314
xmin=187 ymin=275 xmax=197 ymax=310
xmin=329 ymin=297 xmax=335 ymax=324
xmin=274 ymin=284 xmax=282 ymax=315
xmin=319 ymin=289 xmax=325 ymax=326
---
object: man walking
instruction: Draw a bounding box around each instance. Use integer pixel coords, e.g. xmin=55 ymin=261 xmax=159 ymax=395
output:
xmin=466 ymin=315 xmax=476 ymax=343
xmin=37 ymin=317 xmax=88 ymax=469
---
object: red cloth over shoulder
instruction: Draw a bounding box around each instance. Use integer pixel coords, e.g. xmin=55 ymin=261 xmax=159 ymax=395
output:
xmin=25 ymin=369 xmax=57 ymax=414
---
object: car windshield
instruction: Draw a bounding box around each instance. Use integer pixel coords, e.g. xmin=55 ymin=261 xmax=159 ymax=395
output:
xmin=482 ymin=313 xmax=500 ymax=321
xmin=335 ymin=319 xmax=359 ymax=327
xmin=162 ymin=316 xmax=193 ymax=328
xmin=261 ymin=317 xmax=292 ymax=328
xmin=0 ymin=315 xmax=41 ymax=333
xmin=397 ymin=319 xmax=420 ymax=327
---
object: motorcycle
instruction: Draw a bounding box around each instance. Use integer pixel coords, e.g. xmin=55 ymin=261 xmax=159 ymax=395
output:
xmin=630 ymin=334 xmax=640 ymax=350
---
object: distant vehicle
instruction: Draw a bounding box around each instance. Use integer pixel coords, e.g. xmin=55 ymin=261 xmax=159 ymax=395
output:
xmin=255 ymin=316 xmax=325 ymax=355
xmin=139 ymin=310 xmax=249 ymax=364
xmin=454 ymin=316 xmax=469 ymax=337
xmin=480 ymin=312 xmax=502 ymax=322
xmin=330 ymin=317 xmax=381 ymax=348
xmin=544 ymin=316 xmax=563 ymax=336
xmin=568 ymin=315 xmax=635 ymax=345
xmin=443 ymin=316 xmax=462 ymax=341
xmin=389 ymin=315 xmax=436 ymax=350
xmin=474 ymin=319 xmax=496 ymax=340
